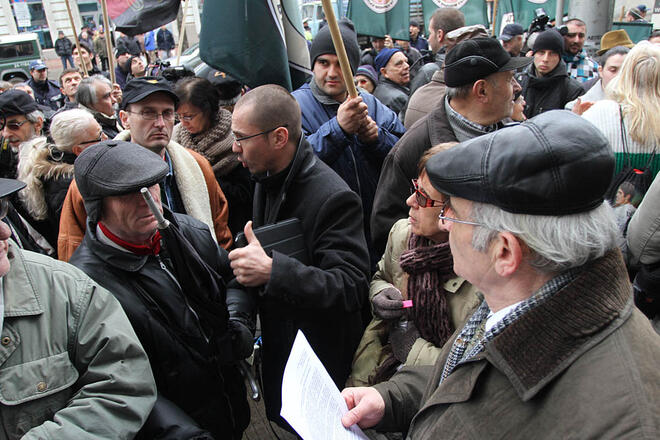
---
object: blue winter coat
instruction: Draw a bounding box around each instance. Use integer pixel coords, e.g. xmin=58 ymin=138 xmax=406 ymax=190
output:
xmin=292 ymin=82 xmax=405 ymax=266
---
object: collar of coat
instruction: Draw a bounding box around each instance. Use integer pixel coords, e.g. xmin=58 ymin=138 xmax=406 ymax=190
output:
xmin=2 ymin=240 xmax=43 ymax=317
xmin=483 ymin=249 xmax=632 ymax=401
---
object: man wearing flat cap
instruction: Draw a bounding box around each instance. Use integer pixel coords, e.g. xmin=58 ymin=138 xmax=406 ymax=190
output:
xmin=69 ymin=140 xmax=253 ymax=439
xmin=57 ymin=76 xmax=232 ymax=261
xmin=292 ymin=18 xmax=405 ymax=269
xmin=341 ymin=111 xmax=660 ymax=438
xmin=371 ymin=37 xmax=530 ymax=259
xmin=0 ymin=176 xmax=157 ymax=438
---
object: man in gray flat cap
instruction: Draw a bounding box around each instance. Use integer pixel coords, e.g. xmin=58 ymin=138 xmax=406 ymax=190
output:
xmin=341 ymin=111 xmax=660 ymax=438
xmin=69 ymin=140 xmax=253 ymax=439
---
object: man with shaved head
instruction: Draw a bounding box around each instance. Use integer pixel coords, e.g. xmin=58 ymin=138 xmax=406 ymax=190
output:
xmin=229 ymin=84 xmax=370 ymax=432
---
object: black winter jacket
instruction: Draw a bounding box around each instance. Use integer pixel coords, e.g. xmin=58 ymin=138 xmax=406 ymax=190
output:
xmin=54 ymin=36 xmax=72 ymax=56
xmin=374 ymin=77 xmax=410 ymax=118
xmin=252 ymin=137 xmax=370 ymax=426
xmin=517 ymin=61 xmax=584 ymax=118
xmin=70 ymin=211 xmax=251 ymax=439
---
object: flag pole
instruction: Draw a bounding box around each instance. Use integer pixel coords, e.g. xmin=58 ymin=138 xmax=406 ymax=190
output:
xmin=176 ymin=0 xmax=192 ymax=66
xmin=64 ymin=0 xmax=88 ymax=76
xmin=491 ymin=0 xmax=499 ymax=37
xmin=320 ymin=0 xmax=358 ymax=98
xmin=99 ymin=0 xmax=116 ymax=83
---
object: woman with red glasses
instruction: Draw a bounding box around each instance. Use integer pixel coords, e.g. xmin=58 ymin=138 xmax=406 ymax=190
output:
xmin=347 ymin=142 xmax=480 ymax=387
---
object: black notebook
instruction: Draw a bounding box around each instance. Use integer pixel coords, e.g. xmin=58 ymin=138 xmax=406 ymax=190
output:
xmin=234 ymin=218 xmax=309 ymax=265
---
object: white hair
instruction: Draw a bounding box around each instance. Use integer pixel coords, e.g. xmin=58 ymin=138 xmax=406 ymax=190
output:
xmin=50 ymin=109 xmax=96 ymax=152
xmin=469 ymin=201 xmax=619 ymax=274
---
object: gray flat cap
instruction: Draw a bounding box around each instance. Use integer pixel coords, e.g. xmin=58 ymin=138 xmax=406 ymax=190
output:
xmin=74 ymin=140 xmax=168 ymax=223
xmin=426 ymin=110 xmax=615 ymax=215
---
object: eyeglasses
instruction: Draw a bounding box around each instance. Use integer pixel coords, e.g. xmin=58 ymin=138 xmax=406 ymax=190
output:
xmin=126 ymin=109 xmax=175 ymax=121
xmin=5 ymin=120 xmax=29 ymax=131
xmin=79 ymin=131 xmax=104 ymax=146
xmin=438 ymin=200 xmax=485 ymax=227
xmin=411 ymin=179 xmax=443 ymax=208
xmin=0 ymin=197 xmax=9 ymax=220
xmin=234 ymin=124 xmax=288 ymax=147
xmin=176 ymin=112 xmax=200 ymax=122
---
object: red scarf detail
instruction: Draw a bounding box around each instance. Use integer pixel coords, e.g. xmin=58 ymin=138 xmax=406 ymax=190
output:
xmin=98 ymin=222 xmax=162 ymax=255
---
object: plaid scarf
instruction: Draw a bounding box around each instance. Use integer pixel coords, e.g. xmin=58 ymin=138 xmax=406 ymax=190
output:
xmin=439 ymin=269 xmax=578 ymax=385
xmin=562 ymin=49 xmax=599 ymax=83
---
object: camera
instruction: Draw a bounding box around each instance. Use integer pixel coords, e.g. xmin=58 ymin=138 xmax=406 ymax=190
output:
xmin=528 ymin=8 xmax=551 ymax=35
xmin=146 ymin=60 xmax=195 ymax=83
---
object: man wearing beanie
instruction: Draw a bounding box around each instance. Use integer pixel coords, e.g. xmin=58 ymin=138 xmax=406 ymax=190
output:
xmin=517 ymin=29 xmax=583 ymax=118
xmin=373 ymin=48 xmax=410 ymax=117
xmin=409 ymin=19 xmax=428 ymax=52
xmin=69 ymin=140 xmax=254 ymax=438
xmin=292 ymin=18 xmax=405 ymax=270
xmin=341 ymin=111 xmax=660 ymax=437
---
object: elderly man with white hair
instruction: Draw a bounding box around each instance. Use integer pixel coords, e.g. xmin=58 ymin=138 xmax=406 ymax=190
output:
xmin=76 ymin=75 xmax=123 ymax=138
xmin=17 ymin=109 xmax=105 ymax=253
xmin=341 ymin=110 xmax=660 ymax=438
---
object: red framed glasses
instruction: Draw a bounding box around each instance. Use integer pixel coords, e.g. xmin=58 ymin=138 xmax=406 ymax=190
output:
xmin=411 ymin=179 xmax=443 ymax=208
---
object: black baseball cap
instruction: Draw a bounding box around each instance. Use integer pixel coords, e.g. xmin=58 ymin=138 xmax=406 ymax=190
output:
xmin=444 ymin=37 xmax=532 ymax=87
xmin=0 ymin=90 xmax=39 ymax=116
xmin=500 ymin=23 xmax=524 ymax=41
xmin=120 ymin=77 xmax=178 ymax=110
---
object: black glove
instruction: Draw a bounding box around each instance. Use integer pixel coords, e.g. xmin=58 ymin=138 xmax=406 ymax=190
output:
xmin=372 ymin=287 xmax=404 ymax=320
xmin=228 ymin=319 xmax=254 ymax=360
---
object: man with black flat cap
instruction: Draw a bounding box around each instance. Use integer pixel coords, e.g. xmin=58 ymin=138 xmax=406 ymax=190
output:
xmin=371 ymin=37 xmax=531 ymax=259
xmin=57 ymin=76 xmax=232 ymax=261
xmin=341 ymin=111 xmax=660 ymax=438
xmin=69 ymin=140 xmax=253 ymax=439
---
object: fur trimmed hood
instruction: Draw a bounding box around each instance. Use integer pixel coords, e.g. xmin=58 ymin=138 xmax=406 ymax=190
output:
xmin=17 ymin=137 xmax=75 ymax=221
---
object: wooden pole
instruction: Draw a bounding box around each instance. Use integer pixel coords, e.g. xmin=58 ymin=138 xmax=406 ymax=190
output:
xmin=64 ymin=0 xmax=88 ymax=76
xmin=492 ymin=0 xmax=499 ymax=37
xmin=320 ymin=0 xmax=358 ymax=98
xmin=175 ymin=0 xmax=191 ymax=66
xmin=100 ymin=0 xmax=115 ymax=83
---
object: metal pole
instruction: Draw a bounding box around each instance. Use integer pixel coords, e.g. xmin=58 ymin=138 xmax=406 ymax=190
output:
xmin=320 ymin=0 xmax=358 ymax=98
xmin=64 ymin=0 xmax=88 ymax=76
xmin=556 ymin=0 xmax=564 ymax=24
xmin=176 ymin=0 xmax=192 ymax=66
xmin=100 ymin=0 xmax=116 ymax=83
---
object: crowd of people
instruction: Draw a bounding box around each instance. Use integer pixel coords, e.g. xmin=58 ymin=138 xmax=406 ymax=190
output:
xmin=0 ymin=5 xmax=659 ymax=440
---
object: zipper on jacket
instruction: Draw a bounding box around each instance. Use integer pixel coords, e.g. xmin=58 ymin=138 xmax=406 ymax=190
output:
xmin=155 ymin=254 xmax=210 ymax=343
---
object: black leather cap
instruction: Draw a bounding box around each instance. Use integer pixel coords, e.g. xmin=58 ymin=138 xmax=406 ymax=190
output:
xmin=75 ymin=140 xmax=168 ymax=223
xmin=426 ymin=110 xmax=615 ymax=215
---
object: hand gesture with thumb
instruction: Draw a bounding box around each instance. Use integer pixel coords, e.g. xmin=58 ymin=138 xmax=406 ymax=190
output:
xmin=228 ymin=221 xmax=273 ymax=287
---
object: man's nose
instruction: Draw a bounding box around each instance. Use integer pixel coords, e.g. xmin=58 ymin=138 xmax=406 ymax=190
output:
xmin=512 ymin=78 xmax=522 ymax=93
xmin=0 ymin=220 xmax=11 ymax=241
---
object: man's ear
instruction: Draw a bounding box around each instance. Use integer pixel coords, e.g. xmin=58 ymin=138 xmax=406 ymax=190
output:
xmin=473 ymin=79 xmax=489 ymax=102
xmin=34 ymin=117 xmax=44 ymax=134
xmin=273 ymin=126 xmax=289 ymax=150
xmin=490 ymin=231 xmax=524 ymax=277
xmin=119 ymin=110 xmax=129 ymax=129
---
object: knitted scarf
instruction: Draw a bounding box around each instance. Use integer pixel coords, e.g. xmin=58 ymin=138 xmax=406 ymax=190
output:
xmin=173 ymin=107 xmax=239 ymax=177
xmin=399 ymin=233 xmax=456 ymax=348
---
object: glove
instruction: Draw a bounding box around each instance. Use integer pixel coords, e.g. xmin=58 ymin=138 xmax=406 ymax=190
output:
xmin=372 ymin=287 xmax=404 ymax=320
xmin=228 ymin=319 xmax=254 ymax=360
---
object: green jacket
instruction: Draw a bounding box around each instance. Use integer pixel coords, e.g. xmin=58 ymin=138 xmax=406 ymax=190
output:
xmin=347 ymin=219 xmax=480 ymax=387
xmin=0 ymin=241 xmax=156 ymax=439
xmin=374 ymin=250 xmax=660 ymax=439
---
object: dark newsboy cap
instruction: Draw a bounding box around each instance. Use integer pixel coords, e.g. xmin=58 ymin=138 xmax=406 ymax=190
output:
xmin=121 ymin=76 xmax=178 ymax=110
xmin=0 ymin=90 xmax=39 ymax=116
xmin=426 ymin=110 xmax=615 ymax=216
xmin=75 ymin=140 xmax=168 ymax=223
xmin=444 ymin=37 xmax=531 ymax=87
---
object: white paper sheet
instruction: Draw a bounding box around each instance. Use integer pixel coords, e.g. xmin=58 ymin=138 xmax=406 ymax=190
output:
xmin=281 ymin=330 xmax=369 ymax=440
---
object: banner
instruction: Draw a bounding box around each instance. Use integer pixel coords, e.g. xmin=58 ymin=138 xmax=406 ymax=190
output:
xmin=199 ymin=0 xmax=311 ymax=91
xmin=495 ymin=0 xmax=569 ymax=37
xmin=347 ymin=0 xmax=410 ymax=40
xmin=106 ymin=0 xmax=180 ymax=36
xmin=421 ymin=0 xmax=488 ymax=28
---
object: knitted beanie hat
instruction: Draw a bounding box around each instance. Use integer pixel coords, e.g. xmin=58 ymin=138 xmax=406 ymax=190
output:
xmin=533 ymin=29 xmax=564 ymax=54
xmin=309 ymin=18 xmax=360 ymax=73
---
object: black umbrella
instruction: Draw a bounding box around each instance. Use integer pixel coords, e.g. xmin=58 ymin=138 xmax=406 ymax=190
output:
xmin=140 ymin=188 xmax=232 ymax=359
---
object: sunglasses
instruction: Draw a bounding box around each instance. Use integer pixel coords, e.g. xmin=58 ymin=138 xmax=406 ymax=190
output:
xmin=411 ymin=179 xmax=443 ymax=208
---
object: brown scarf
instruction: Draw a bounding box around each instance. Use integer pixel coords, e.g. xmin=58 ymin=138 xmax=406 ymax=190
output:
xmin=399 ymin=233 xmax=456 ymax=348
xmin=174 ymin=107 xmax=239 ymax=177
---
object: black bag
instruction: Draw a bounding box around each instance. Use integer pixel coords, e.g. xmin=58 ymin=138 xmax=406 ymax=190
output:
xmin=234 ymin=218 xmax=308 ymax=265
xmin=606 ymin=106 xmax=657 ymax=204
